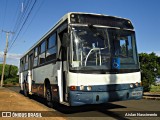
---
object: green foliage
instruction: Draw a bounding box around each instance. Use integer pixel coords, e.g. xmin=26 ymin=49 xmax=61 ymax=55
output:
xmin=139 ymin=52 xmax=160 ymax=92
xmin=150 ymin=85 xmax=160 ymax=92
xmin=0 ymin=64 xmax=19 ymax=85
xmin=4 ymin=77 xmax=19 ymax=85
xmin=0 ymin=64 xmax=18 ymax=79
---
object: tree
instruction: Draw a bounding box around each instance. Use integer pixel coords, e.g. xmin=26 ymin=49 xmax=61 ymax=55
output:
xmin=0 ymin=64 xmax=18 ymax=80
xmin=139 ymin=52 xmax=160 ymax=92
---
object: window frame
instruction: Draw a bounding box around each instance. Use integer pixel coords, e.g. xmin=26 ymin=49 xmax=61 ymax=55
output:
xmin=46 ymin=32 xmax=57 ymax=62
xmin=39 ymin=40 xmax=46 ymax=65
xmin=33 ymin=47 xmax=38 ymax=67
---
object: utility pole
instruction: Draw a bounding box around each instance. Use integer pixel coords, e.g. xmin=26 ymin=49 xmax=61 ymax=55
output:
xmin=0 ymin=30 xmax=14 ymax=87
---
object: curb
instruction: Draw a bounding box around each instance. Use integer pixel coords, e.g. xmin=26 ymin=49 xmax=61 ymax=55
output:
xmin=143 ymin=96 xmax=160 ymax=100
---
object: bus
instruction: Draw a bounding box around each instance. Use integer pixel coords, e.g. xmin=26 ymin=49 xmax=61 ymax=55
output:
xmin=19 ymin=12 xmax=143 ymax=107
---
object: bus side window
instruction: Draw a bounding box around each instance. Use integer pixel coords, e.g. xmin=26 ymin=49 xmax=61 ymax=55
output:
xmin=46 ymin=33 xmax=57 ymax=62
xmin=20 ymin=59 xmax=24 ymax=72
xmin=25 ymin=55 xmax=28 ymax=70
xmin=34 ymin=47 xmax=38 ymax=67
xmin=39 ymin=41 xmax=46 ymax=64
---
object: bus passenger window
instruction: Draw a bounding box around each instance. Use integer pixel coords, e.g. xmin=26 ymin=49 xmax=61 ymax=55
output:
xmin=24 ymin=55 xmax=28 ymax=70
xmin=34 ymin=47 xmax=38 ymax=67
xmin=46 ymin=33 xmax=57 ymax=62
xmin=20 ymin=59 xmax=24 ymax=72
xmin=48 ymin=34 xmax=56 ymax=48
xmin=39 ymin=41 xmax=46 ymax=64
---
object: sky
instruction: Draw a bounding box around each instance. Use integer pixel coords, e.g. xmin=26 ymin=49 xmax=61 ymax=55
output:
xmin=0 ymin=0 xmax=160 ymax=66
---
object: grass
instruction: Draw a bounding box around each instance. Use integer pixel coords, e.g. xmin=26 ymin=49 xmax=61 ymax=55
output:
xmin=4 ymin=77 xmax=19 ymax=86
xmin=150 ymin=85 xmax=160 ymax=93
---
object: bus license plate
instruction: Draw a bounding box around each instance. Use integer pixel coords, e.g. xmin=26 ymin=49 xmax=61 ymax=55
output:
xmin=132 ymin=91 xmax=142 ymax=96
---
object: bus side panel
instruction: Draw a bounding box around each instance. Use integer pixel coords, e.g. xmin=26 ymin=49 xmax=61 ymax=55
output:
xmin=28 ymin=70 xmax=32 ymax=93
xmin=32 ymin=63 xmax=58 ymax=97
xmin=20 ymin=71 xmax=29 ymax=91
xmin=19 ymin=72 xmax=24 ymax=90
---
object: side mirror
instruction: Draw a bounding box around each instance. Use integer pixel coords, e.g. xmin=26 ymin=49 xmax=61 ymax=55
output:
xmin=62 ymin=33 xmax=70 ymax=47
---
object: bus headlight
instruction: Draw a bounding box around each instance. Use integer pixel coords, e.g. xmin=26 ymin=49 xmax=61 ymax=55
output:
xmin=80 ymin=85 xmax=84 ymax=90
xmin=87 ymin=86 xmax=92 ymax=91
xmin=130 ymin=84 xmax=134 ymax=88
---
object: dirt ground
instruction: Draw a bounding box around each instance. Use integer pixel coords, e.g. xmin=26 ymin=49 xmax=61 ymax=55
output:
xmin=0 ymin=87 xmax=66 ymax=120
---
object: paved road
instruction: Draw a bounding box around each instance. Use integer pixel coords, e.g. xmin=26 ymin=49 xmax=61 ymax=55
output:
xmin=5 ymin=87 xmax=160 ymax=120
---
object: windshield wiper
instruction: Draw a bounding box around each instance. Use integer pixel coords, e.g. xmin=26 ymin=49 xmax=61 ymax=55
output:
xmin=88 ymin=24 xmax=110 ymax=49
xmin=88 ymin=24 xmax=105 ymax=40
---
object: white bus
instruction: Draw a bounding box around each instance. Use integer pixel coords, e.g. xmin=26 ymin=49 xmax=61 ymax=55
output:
xmin=19 ymin=12 xmax=143 ymax=107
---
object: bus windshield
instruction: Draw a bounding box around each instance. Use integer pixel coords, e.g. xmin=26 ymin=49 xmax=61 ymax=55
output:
xmin=70 ymin=26 xmax=139 ymax=71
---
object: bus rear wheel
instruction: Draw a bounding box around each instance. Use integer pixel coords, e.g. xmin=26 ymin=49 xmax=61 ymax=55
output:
xmin=23 ymin=82 xmax=28 ymax=97
xmin=45 ymin=85 xmax=53 ymax=108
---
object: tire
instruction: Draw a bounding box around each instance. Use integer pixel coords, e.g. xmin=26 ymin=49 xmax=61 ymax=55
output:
xmin=23 ymin=82 xmax=28 ymax=97
xmin=45 ymin=85 xmax=53 ymax=108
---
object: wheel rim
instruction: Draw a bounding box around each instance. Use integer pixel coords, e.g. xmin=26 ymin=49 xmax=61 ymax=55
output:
xmin=46 ymin=89 xmax=51 ymax=101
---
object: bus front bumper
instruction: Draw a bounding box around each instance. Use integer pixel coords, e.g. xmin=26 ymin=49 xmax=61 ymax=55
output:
xmin=69 ymin=87 xmax=143 ymax=106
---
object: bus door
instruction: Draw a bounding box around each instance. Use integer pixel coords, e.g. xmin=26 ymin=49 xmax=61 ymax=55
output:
xmin=28 ymin=53 xmax=33 ymax=93
xmin=58 ymin=30 xmax=68 ymax=102
xmin=62 ymin=45 xmax=67 ymax=102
